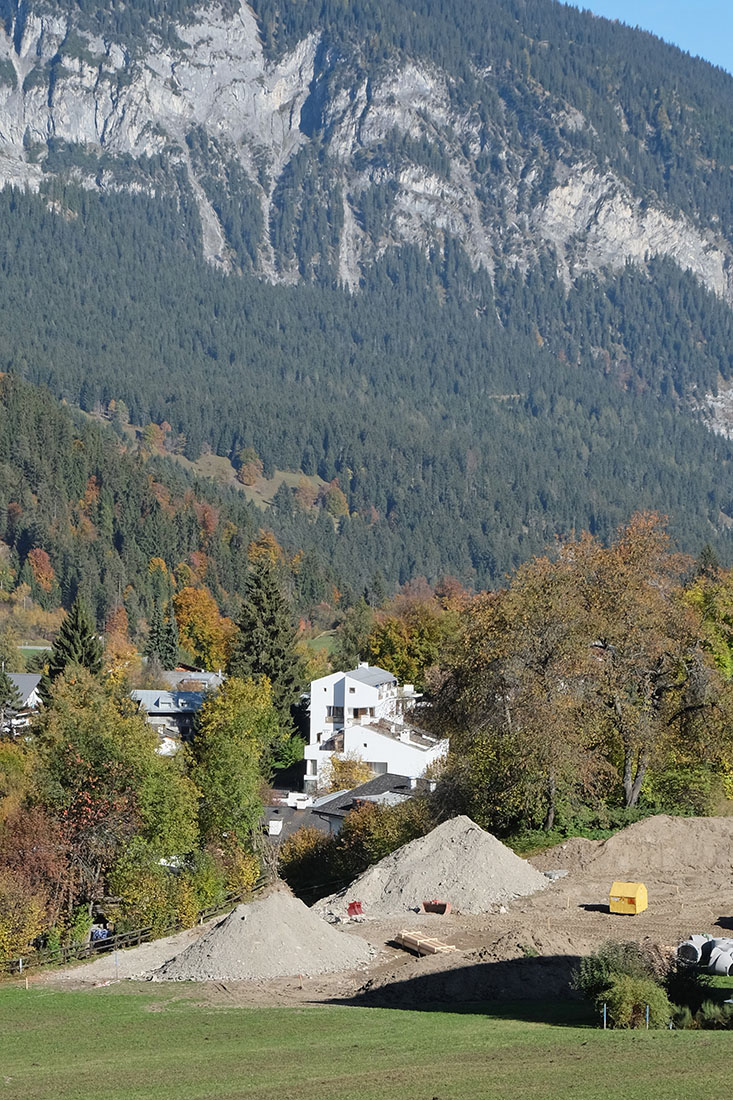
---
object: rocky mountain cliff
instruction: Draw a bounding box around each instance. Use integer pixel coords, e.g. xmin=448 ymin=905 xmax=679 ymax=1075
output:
xmin=1 ymin=0 xmax=732 ymax=300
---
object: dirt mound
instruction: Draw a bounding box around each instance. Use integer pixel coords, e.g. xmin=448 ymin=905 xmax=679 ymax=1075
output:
xmin=586 ymin=815 xmax=733 ymax=880
xmin=152 ymin=888 xmax=372 ymax=981
xmin=530 ymin=836 xmax=600 ymax=874
xmin=319 ymin=815 xmax=549 ymax=918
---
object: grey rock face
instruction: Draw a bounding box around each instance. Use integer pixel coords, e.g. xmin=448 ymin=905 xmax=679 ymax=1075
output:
xmin=0 ymin=0 xmax=731 ymax=305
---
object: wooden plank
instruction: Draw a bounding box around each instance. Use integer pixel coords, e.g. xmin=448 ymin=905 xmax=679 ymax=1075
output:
xmin=394 ymin=930 xmax=457 ymax=956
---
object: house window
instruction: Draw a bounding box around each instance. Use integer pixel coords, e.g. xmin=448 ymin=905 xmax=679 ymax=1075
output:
xmin=349 ymin=687 xmax=355 ymax=693
xmin=368 ymin=762 xmax=388 ymax=775
xmin=306 ymin=760 xmax=317 ymax=775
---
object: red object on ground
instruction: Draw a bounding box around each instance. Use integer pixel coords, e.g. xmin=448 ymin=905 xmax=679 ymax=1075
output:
xmin=422 ymin=899 xmax=451 ymax=915
xmin=347 ymin=901 xmax=363 ymax=917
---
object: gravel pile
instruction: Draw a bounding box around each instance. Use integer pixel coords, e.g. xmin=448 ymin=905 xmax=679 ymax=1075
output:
xmin=319 ymin=815 xmax=549 ymax=918
xmin=152 ymin=888 xmax=372 ymax=981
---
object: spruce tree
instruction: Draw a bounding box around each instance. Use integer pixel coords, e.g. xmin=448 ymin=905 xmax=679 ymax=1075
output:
xmin=144 ymin=599 xmax=179 ymax=669
xmin=144 ymin=599 xmax=166 ymax=665
xmin=161 ymin=607 xmax=179 ymax=669
xmin=40 ymin=596 xmax=103 ymax=703
xmin=227 ymin=559 xmax=303 ymax=718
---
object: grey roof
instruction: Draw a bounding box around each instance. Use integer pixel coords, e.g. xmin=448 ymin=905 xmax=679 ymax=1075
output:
xmin=130 ymin=690 xmax=205 ymax=715
xmin=346 ymin=664 xmax=397 ymax=688
xmin=9 ymin=673 xmax=41 ymax=706
xmin=263 ymin=805 xmax=331 ymax=842
xmin=162 ymin=670 xmax=224 ymax=690
xmin=313 ymin=773 xmax=413 ymax=821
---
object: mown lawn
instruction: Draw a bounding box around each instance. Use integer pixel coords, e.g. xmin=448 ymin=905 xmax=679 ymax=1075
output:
xmin=0 ymin=986 xmax=731 ymax=1100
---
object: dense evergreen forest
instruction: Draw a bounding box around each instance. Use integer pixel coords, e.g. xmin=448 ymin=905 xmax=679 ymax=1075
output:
xmin=1 ymin=183 xmax=732 ymax=600
xmin=0 ymin=0 xmax=731 ymax=597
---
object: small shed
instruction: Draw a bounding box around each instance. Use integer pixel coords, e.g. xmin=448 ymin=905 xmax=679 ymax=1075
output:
xmin=609 ymin=881 xmax=648 ymax=915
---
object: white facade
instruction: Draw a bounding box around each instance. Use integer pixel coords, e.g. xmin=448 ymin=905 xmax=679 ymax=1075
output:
xmin=304 ymin=663 xmax=447 ymax=792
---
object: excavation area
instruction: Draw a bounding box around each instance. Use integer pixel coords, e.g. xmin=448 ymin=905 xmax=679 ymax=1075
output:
xmin=38 ymin=814 xmax=733 ymax=1009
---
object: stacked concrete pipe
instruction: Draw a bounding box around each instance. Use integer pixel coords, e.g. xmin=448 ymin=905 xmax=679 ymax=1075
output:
xmin=677 ymin=935 xmax=733 ymax=976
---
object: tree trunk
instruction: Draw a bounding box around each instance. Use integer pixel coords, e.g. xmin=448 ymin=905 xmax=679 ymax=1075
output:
xmin=623 ymin=748 xmax=648 ymax=808
xmin=544 ymin=773 xmax=556 ymax=830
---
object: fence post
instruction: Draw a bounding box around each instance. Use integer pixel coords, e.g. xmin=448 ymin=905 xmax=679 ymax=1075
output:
xmin=603 ymin=1002 xmax=607 ymax=1029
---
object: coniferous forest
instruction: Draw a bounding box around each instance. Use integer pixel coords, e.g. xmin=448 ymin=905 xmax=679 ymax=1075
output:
xmin=0 ymin=0 xmax=731 ymax=617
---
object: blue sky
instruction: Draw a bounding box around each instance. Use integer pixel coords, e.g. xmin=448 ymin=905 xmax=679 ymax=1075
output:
xmin=572 ymin=2 xmax=732 ymax=74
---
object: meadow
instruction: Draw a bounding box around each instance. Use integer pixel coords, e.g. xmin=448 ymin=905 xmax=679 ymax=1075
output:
xmin=1 ymin=985 xmax=731 ymax=1100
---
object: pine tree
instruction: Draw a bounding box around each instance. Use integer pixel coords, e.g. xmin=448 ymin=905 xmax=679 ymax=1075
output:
xmin=40 ymin=596 xmax=103 ymax=703
xmin=227 ymin=559 xmax=303 ymax=718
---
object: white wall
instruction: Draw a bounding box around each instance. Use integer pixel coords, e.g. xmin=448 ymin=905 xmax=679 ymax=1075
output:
xmin=342 ymin=725 xmax=447 ymax=778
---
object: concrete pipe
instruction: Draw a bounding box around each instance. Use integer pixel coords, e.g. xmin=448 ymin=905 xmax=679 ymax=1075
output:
xmin=677 ymin=935 xmax=711 ymax=965
xmin=708 ymin=946 xmax=733 ymax=976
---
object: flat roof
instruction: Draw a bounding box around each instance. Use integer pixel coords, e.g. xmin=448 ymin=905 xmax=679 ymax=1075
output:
xmin=347 ymin=664 xmax=397 ymax=687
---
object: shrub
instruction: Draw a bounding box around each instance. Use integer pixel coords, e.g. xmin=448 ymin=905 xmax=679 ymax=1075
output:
xmin=0 ymin=871 xmax=47 ymax=958
xmin=65 ymin=905 xmax=93 ymax=948
xmin=665 ymin=959 xmax=713 ymax=1014
xmin=333 ymin=797 xmax=432 ymax=881
xmin=604 ymin=974 xmax=671 ymax=1029
xmin=185 ymin=849 xmax=227 ymax=911
xmin=219 ymin=844 xmax=259 ymax=897
xmin=572 ymin=940 xmax=667 ymax=1002
xmin=694 ymin=1000 xmax=733 ymax=1030
xmin=279 ymin=826 xmax=336 ymax=896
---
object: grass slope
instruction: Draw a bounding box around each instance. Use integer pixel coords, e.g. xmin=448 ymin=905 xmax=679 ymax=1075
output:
xmin=0 ymin=987 xmax=731 ymax=1100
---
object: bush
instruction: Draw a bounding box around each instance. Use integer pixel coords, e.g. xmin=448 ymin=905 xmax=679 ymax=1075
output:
xmin=0 ymin=871 xmax=47 ymax=958
xmin=65 ymin=906 xmax=93 ymax=948
xmin=333 ymin=798 xmax=433 ymax=881
xmin=219 ymin=844 xmax=259 ymax=897
xmin=674 ymin=999 xmax=733 ymax=1030
xmin=604 ymin=974 xmax=671 ymax=1029
xmin=572 ymin=941 xmax=667 ymax=1002
xmin=279 ymin=826 xmax=337 ymax=896
xmin=665 ymin=959 xmax=713 ymax=1014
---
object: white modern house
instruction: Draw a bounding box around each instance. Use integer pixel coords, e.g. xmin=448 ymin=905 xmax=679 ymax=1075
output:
xmin=304 ymin=663 xmax=448 ymax=793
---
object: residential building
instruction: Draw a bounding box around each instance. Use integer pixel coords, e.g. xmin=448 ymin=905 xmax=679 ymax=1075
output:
xmin=130 ymin=689 xmax=205 ymax=755
xmin=161 ymin=668 xmax=225 ymax=692
xmin=4 ymin=672 xmax=42 ymax=733
xmin=304 ymin=663 xmax=447 ymax=793
xmin=310 ymin=772 xmax=434 ymax=834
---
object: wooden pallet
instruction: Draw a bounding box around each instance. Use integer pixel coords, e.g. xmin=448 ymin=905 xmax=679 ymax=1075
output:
xmin=394 ymin=930 xmax=457 ymax=956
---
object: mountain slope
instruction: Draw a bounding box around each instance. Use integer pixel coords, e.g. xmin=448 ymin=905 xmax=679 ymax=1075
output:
xmin=0 ymin=0 xmax=730 ymax=584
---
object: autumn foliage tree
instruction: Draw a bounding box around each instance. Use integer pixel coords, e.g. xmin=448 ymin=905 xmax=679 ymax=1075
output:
xmin=173 ymin=586 xmax=235 ymax=670
xmin=433 ymin=514 xmax=732 ymax=831
xmin=192 ymin=677 xmax=280 ymax=848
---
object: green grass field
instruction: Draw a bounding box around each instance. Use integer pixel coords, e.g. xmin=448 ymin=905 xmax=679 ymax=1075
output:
xmin=1 ymin=986 xmax=732 ymax=1100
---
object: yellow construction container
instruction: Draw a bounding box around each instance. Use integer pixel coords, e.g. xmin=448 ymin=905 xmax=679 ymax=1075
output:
xmin=609 ymin=881 xmax=648 ymax=915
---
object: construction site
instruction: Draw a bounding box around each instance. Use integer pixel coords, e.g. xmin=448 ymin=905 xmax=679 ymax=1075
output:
xmin=40 ymin=812 xmax=733 ymax=1009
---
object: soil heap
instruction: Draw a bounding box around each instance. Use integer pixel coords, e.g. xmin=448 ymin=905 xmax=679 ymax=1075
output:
xmin=586 ymin=815 xmax=733 ymax=880
xmin=319 ymin=815 xmax=549 ymax=918
xmin=152 ymin=888 xmax=372 ymax=981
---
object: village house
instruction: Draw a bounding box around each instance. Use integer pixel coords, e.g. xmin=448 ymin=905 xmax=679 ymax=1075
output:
xmin=130 ymin=688 xmax=205 ymax=755
xmin=303 ymin=663 xmax=448 ymax=793
xmin=5 ymin=672 xmax=42 ymax=733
